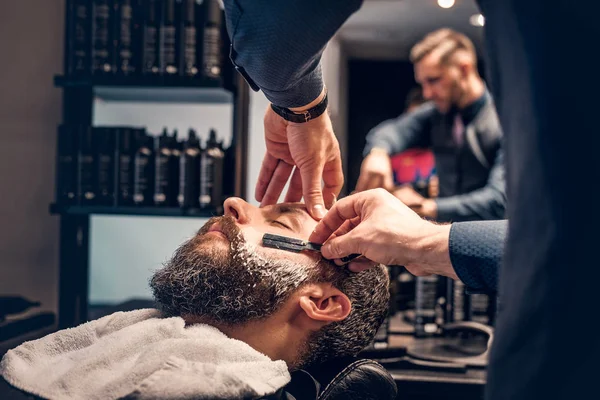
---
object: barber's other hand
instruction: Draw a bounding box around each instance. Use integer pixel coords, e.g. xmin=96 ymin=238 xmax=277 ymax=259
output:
xmin=309 ymin=189 xmax=456 ymax=279
xmin=256 ymin=102 xmax=343 ymax=220
xmin=355 ymin=149 xmax=394 ymax=192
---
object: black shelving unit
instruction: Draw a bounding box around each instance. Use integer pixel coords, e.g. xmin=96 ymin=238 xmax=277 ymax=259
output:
xmin=54 ymin=2 xmax=250 ymax=330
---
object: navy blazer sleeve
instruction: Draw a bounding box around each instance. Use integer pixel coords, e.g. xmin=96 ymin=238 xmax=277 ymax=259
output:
xmin=449 ymin=220 xmax=508 ymax=293
xmin=362 ymin=103 xmax=436 ymax=156
xmin=223 ymin=0 xmax=363 ymax=108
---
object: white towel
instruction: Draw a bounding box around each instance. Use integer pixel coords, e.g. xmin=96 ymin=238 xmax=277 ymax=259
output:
xmin=0 ymin=309 xmax=291 ymax=400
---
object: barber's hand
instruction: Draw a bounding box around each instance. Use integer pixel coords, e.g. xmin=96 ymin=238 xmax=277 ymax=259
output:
xmin=355 ymin=149 xmax=394 ymax=192
xmin=309 ymin=188 xmax=456 ymax=280
xmin=256 ymin=104 xmax=343 ymax=220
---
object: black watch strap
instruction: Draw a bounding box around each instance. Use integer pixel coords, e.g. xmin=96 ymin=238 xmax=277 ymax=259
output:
xmin=270 ymin=91 xmax=328 ymax=123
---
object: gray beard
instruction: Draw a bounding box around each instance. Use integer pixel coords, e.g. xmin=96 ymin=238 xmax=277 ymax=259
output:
xmin=150 ymin=216 xmax=314 ymax=324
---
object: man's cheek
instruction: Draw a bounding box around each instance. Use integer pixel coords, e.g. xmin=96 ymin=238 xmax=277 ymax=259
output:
xmin=238 ymin=226 xmax=263 ymax=248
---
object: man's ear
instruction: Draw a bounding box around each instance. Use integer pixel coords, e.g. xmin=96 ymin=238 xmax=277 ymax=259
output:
xmin=298 ymin=283 xmax=351 ymax=326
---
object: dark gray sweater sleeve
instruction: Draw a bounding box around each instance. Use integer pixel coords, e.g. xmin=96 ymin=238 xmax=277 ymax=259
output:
xmin=449 ymin=220 xmax=508 ymax=293
xmin=363 ymin=103 xmax=436 ymax=156
xmin=223 ymin=0 xmax=363 ymax=108
xmin=436 ymin=147 xmax=507 ymax=222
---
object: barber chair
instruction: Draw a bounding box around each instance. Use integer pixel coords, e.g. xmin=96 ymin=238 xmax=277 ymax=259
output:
xmin=263 ymin=357 xmax=398 ymax=400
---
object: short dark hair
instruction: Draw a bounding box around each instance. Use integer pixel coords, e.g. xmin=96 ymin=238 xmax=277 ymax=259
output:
xmin=301 ymin=263 xmax=390 ymax=368
xmin=405 ymin=87 xmax=425 ymax=110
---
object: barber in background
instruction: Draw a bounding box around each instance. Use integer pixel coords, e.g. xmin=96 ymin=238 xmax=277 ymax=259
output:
xmin=357 ymin=29 xmax=506 ymax=222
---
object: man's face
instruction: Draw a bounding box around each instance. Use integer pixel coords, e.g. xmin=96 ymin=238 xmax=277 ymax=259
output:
xmin=150 ymin=198 xmax=332 ymax=324
xmin=414 ymin=53 xmax=463 ymax=113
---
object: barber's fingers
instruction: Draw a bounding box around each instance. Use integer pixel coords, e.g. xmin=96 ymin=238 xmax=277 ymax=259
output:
xmin=255 ymin=154 xmax=279 ymax=203
xmin=309 ymin=194 xmax=364 ymax=244
xmin=299 ymin=161 xmax=327 ymax=220
xmin=284 ymin=167 xmax=303 ymax=203
xmin=347 ymin=258 xmax=378 ymax=273
xmin=321 ymin=157 xmax=344 ymax=210
xmin=260 ymin=160 xmax=294 ymax=207
xmin=320 ymin=228 xmax=363 ymax=260
xmin=330 ymin=216 xmax=361 ymax=239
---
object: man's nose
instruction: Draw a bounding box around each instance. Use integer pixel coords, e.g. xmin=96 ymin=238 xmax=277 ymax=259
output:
xmin=223 ymin=197 xmax=251 ymax=224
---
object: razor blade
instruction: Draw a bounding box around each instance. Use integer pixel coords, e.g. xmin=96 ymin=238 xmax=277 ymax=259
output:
xmin=262 ymin=233 xmax=361 ymax=263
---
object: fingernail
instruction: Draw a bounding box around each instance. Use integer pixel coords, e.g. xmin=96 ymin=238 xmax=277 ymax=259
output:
xmin=313 ymin=204 xmax=326 ymax=219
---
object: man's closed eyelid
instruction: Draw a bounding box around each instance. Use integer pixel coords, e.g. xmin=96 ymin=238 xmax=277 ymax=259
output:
xmin=269 ymin=220 xmax=293 ymax=230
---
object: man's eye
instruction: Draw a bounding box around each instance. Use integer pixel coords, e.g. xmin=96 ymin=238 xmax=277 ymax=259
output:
xmin=270 ymin=220 xmax=292 ymax=230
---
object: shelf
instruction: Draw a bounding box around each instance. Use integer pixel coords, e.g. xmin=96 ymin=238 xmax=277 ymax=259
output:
xmin=50 ymin=203 xmax=221 ymax=218
xmin=54 ymin=75 xmax=234 ymax=104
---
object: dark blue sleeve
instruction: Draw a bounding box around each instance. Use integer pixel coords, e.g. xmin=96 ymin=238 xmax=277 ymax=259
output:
xmin=449 ymin=220 xmax=508 ymax=293
xmin=223 ymin=0 xmax=363 ymax=108
xmin=436 ymin=147 xmax=507 ymax=222
xmin=363 ymin=103 xmax=436 ymax=156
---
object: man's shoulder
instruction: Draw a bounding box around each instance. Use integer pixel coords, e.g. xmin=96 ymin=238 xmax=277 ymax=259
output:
xmin=410 ymin=102 xmax=439 ymax=118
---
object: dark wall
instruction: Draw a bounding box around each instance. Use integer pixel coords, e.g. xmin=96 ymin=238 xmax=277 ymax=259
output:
xmin=0 ymin=0 xmax=64 ymax=316
xmin=347 ymin=60 xmax=416 ymax=192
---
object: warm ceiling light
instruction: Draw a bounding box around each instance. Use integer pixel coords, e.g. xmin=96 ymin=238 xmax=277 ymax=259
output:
xmin=437 ymin=0 xmax=455 ymax=9
xmin=469 ymin=13 xmax=485 ymax=26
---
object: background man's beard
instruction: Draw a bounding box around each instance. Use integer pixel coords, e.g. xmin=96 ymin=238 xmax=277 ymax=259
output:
xmin=150 ymin=216 xmax=314 ymax=324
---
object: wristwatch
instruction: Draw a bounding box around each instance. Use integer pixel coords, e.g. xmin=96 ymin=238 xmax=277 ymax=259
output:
xmin=270 ymin=90 xmax=328 ymax=123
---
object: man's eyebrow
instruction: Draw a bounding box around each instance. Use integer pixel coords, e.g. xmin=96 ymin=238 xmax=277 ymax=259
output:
xmin=272 ymin=205 xmax=309 ymax=218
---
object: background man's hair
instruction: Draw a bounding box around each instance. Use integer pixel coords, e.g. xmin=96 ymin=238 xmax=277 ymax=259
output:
xmin=405 ymin=86 xmax=425 ymax=111
xmin=300 ymin=263 xmax=390 ymax=368
xmin=409 ymin=28 xmax=476 ymax=66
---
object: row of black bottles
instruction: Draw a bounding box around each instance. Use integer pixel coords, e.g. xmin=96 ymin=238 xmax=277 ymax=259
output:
xmin=412 ymin=173 xmax=496 ymax=337
xmin=55 ymin=125 xmax=230 ymax=209
xmin=414 ymin=275 xmax=497 ymax=337
xmin=66 ymin=0 xmax=224 ymax=80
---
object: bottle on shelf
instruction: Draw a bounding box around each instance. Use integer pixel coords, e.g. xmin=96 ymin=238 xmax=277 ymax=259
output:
xmin=77 ymin=126 xmax=95 ymax=205
xmin=161 ymin=0 xmax=179 ymax=75
xmin=452 ymin=280 xmax=467 ymax=322
xmin=168 ymin=129 xmax=182 ymax=207
xmin=199 ymin=128 xmax=224 ymax=209
xmin=133 ymin=129 xmax=154 ymax=206
xmin=91 ymin=0 xmax=113 ymax=75
xmin=180 ymin=0 xmax=199 ymax=78
xmin=141 ymin=0 xmax=161 ymax=76
xmin=154 ymin=128 xmax=172 ymax=207
xmin=414 ymin=275 xmax=439 ymax=338
xmin=55 ymin=125 xmax=77 ymax=205
xmin=113 ymin=0 xmax=137 ymax=76
xmin=66 ymin=0 xmax=91 ymax=76
xmin=179 ymin=128 xmax=201 ymax=208
xmin=92 ymin=127 xmax=116 ymax=206
xmin=116 ymin=127 xmax=135 ymax=206
xmin=201 ymin=0 xmax=223 ymax=80
xmin=469 ymin=293 xmax=491 ymax=325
